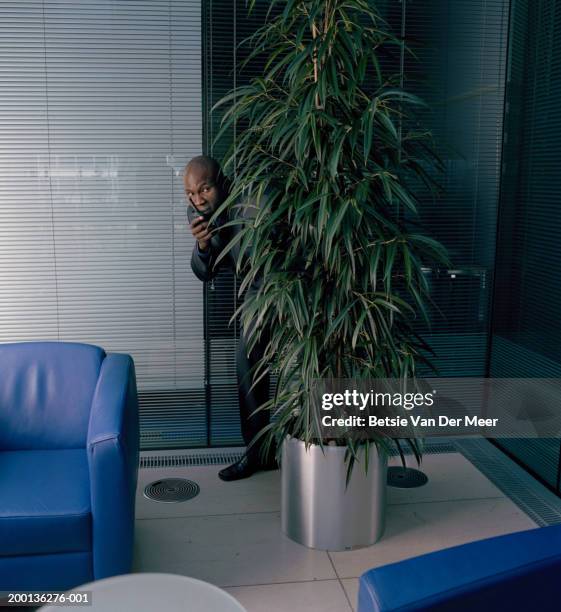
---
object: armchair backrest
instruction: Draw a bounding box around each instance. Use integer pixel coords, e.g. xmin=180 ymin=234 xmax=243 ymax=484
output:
xmin=0 ymin=342 xmax=106 ymax=450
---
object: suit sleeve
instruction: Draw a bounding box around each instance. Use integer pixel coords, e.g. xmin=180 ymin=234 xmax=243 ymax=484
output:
xmin=191 ymin=242 xmax=219 ymax=282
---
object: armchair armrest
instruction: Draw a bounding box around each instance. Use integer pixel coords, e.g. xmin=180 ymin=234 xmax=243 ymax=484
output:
xmin=87 ymin=353 xmax=139 ymax=579
xmin=358 ymin=525 xmax=561 ymax=611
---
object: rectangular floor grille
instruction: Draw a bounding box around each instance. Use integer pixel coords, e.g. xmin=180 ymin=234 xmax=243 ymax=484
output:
xmin=390 ymin=441 xmax=457 ymax=456
xmin=139 ymin=439 xmax=456 ymax=469
xmin=140 ymin=450 xmax=244 ymax=469
xmin=455 ymin=438 xmax=561 ymax=527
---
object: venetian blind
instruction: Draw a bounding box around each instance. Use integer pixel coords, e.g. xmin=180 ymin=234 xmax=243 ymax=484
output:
xmin=401 ymin=0 xmax=510 ymax=376
xmin=0 ymin=0 xmax=205 ymax=449
xmin=491 ymin=0 xmax=561 ymax=492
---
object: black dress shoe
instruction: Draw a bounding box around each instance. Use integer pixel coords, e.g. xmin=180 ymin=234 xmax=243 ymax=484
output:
xmin=218 ymin=455 xmax=259 ymax=481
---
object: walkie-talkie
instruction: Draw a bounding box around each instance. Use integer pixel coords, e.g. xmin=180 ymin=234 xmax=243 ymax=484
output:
xmin=187 ymin=205 xmax=214 ymax=227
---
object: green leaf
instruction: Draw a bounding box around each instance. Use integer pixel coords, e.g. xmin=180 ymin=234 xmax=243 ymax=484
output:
xmin=391 ymin=182 xmax=417 ymax=213
xmin=317 ymin=191 xmax=330 ymax=237
xmin=329 ymin=130 xmax=346 ymax=178
xmin=351 ymin=310 xmax=368 ymax=349
xmin=363 ymin=101 xmax=376 ymax=162
xmin=377 ymin=89 xmax=428 ymax=107
xmin=383 ymin=240 xmax=397 ymax=286
xmin=324 ymin=199 xmax=350 ymax=263
xmin=323 ymin=299 xmax=357 ymax=345
xmin=376 ymin=109 xmax=399 ymax=143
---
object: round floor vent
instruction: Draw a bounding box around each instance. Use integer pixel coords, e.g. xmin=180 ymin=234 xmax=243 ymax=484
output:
xmin=387 ymin=467 xmax=428 ymax=488
xmin=143 ymin=478 xmax=200 ymax=503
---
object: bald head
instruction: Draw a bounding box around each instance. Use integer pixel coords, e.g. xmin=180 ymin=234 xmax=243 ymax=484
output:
xmin=183 ymin=155 xmax=227 ymax=216
xmin=185 ymin=155 xmax=222 ymax=182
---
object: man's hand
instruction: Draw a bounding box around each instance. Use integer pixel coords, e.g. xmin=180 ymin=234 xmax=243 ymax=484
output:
xmin=190 ymin=216 xmax=212 ymax=252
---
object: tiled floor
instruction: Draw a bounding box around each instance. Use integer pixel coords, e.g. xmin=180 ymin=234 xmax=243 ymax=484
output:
xmin=133 ymin=451 xmax=537 ymax=612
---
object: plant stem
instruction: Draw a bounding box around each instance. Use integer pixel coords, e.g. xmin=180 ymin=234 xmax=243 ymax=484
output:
xmin=311 ymin=20 xmax=320 ymax=109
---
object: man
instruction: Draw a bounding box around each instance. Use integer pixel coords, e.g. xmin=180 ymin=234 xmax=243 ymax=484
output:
xmin=184 ymin=155 xmax=275 ymax=481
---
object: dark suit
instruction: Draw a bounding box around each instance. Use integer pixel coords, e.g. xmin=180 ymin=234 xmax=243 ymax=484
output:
xmin=189 ymin=205 xmax=270 ymax=461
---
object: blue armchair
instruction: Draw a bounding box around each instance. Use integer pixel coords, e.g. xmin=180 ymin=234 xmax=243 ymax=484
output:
xmin=358 ymin=524 xmax=561 ymax=611
xmin=0 ymin=342 xmax=140 ymax=591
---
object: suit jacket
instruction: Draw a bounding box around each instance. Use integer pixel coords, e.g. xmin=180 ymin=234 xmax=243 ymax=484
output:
xmin=189 ymin=191 xmax=303 ymax=293
xmin=188 ymin=196 xmax=263 ymax=294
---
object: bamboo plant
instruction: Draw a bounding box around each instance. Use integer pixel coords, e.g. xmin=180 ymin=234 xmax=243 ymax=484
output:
xmin=213 ymin=0 xmax=449 ymax=471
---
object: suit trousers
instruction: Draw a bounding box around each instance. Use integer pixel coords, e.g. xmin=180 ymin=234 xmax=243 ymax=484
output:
xmin=236 ymin=320 xmax=271 ymax=463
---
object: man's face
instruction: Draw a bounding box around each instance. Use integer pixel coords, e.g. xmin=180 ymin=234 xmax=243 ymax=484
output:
xmin=183 ymin=164 xmax=223 ymax=217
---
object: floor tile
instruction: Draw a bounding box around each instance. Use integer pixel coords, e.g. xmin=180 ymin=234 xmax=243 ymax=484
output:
xmin=225 ymin=580 xmax=352 ymax=612
xmin=329 ymin=497 xmax=537 ymax=578
xmin=133 ymin=512 xmax=336 ymax=587
xmin=387 ymin=452 xmax=504 ymax=504
xmin=340 ymin=578 xmax=359 ymax=612
xmin=136 ymin=466 xmax=280 ymax=519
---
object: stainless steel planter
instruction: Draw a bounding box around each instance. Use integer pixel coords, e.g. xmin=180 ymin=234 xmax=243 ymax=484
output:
xmin=281 ymin=436 xmax=387 ymax=551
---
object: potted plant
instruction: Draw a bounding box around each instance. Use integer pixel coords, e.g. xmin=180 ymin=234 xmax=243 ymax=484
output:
xmin=213 ymin=0 xmax=449 ymax=550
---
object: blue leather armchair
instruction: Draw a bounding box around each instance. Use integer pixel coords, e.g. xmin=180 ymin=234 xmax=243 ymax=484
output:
xmin=358 ymin=524 xmax=561 ymax=611
xmin=0 ymin=342 xmax=140 ymax=590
